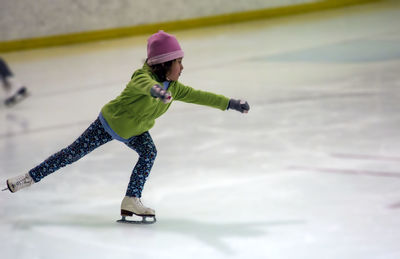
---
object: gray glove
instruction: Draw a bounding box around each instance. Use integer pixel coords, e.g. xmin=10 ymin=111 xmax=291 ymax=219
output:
xmin=228 ymin=99 xmax=250 ymax=113
xmin=150 ymin=84 xmax=172 ymax=103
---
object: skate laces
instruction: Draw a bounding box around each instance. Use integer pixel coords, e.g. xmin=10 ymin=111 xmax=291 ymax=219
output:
xmin=135 ymin=198 xmax=144 ymax=207
xmin=134 ymin=198 xmax=151 ymax=211
xmin=15 ymin=174 xmax=32 ymax=187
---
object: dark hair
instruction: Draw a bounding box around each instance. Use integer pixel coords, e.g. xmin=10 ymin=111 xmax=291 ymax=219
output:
xmin=149 ymin=59 xmax=175 ymax=81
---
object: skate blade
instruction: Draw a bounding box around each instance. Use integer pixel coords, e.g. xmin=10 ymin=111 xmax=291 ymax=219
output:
xmin=2 ymin=187 xmax=9 ymax=192
xmin=117 ymin=215 xmax=156 ymax=224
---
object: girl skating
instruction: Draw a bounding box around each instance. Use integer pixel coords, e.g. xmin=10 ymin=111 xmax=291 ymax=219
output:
xmin=3 ymin=31 xmax=250 ymax=224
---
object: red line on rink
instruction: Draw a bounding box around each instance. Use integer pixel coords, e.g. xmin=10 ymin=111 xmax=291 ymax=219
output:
xmin=331 ymin=153 xmax=400 ymax=162
xmin=388 ymin=202 xmax=400 ymax=209
xmin=289 ymin=166 xmax=400 ymax=178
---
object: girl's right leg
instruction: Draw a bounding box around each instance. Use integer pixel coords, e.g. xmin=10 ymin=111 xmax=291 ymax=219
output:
xmin=6 ymin=118 xmax=113 ymax=192
xmin=119 ymin=132 xmax=157 ymax=221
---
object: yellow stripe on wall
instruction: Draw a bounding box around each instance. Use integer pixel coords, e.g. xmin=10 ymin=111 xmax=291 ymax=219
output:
xmin=0 ymin=0 xmax=380 ymax=53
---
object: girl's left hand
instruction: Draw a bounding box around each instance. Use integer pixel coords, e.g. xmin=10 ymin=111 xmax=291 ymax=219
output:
xmin=228 ymin=99 xmax=250 ymax=113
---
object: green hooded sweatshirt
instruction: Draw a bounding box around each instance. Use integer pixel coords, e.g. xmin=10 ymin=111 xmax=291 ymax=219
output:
xmin=101 ymin=63 xmax=230 ymax=139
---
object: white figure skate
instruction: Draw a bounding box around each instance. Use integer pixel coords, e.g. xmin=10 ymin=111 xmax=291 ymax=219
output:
xmin=117 ymin=196 xmax=156 ymax=224
xmin=2 ymin=173 xmax=34 ymax=193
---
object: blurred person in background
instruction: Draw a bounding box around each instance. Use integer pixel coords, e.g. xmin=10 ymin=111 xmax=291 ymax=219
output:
xmin=0 ymin=57 xmax=28 ymax=106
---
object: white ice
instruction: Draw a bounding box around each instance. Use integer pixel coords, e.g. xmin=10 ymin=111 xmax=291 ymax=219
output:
xmin=1 ymin=1 xmax=400 ymax=258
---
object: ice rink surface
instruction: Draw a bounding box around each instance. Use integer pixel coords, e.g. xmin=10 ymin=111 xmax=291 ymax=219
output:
xmin=1 ymin=1 xmax=400 ymax=258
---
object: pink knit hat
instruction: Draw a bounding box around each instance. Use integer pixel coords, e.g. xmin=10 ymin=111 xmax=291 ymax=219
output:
xmin=147 ymin=30 xmax=184 ymax=66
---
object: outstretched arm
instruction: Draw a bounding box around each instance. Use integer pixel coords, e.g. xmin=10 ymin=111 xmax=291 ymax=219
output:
xmin=173 ymin=82 xmax=250 ymax=112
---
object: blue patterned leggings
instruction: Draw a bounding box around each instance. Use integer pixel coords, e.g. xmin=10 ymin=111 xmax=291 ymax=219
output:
xmin=29 ymin=118 xmax=157 ymax=198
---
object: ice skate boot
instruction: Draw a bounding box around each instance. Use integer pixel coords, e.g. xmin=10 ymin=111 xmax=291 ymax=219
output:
xmin=2 ymin=173 xmax=34 ymax=193
xmin=117 ymin=196 xmax=156 ymax=224
xmin=4 ymin=86 xmax=28 ymax=107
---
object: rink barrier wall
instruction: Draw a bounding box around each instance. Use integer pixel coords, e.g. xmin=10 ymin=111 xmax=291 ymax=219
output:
xmin=0 ymin=0 xmax=381 ymax=53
